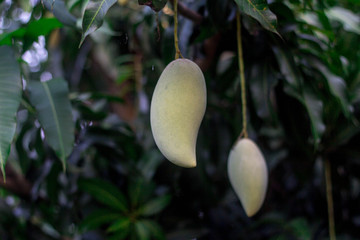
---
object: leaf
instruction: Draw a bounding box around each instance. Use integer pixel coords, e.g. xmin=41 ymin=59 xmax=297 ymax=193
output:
xmin=79 ymin=209 xmax=123 ymax=232
xmin=138 ymin=0 xmax=167 ymax=12
xmin=135 ymin=221 xmax=151 ymax=240
xmin=139 ymin=195 xmax=171 ymax=217
xmin=107 ymin=217 xmax=131 ymax=232
xmin=42 ymin=0 xmax=77 ymax=26
xmin=128 ymin=178 xmax=155 ymax=208
xmin=302 ymin=90 xmax=325 ymax=147
xmin=27 ymin=78 xmax=74 ymax=170
xmin=274 ymin=47 xmax=325 ymax=146
xmin=78 ymin=178 xmax=128 ymax=212
xmin=0 ymin=46 xmax=22 ymax=179
xmin=234 ymin=0 xmax=280 ymax=36
xmin=80 ymin=0 xmax=117 ymax=46
xmin=141 ymin=220 xmax=166 ymax=240
xmin=325 ymin=7 xmax=360 ymax=35
xmin=0 ymin=18 xmax=63 ymax=46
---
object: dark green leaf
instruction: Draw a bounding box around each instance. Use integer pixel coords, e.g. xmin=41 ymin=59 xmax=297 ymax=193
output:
xmin=79 ymin=209 xmax=123 ymax=232
xmin=128 ymin=178 xmax=155 ymax=207
xmin=78 ymin=178 xmax=128 ymax=212
xmin=42 ymin=0 xmax=77 ymax=26
xmin=27 ymin=78 xmax=74 ymax=170
xmin=302 ymin=90 xmax=325 ymax=147
xmin=138 ymin=0 xmax=167 ymax=12
xmin=80 ymin=0 xmax=117 ymax=46
xmin=0 ymin=46 xmax=22 ymax=179
xmin=107 ymin=217 xmax=131 ymax=232
xmin=141 ymin=220 xmax=166 ymax=240
xmin=234 ymin=0 xmax=280 ymax=36
xmin=139 ymin=195 xmax=171 ymax=217
xmin=286 ymin=218 xmax=311 ymax=239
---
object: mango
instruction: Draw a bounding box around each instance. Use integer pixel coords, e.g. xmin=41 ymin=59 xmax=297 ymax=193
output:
xmin=150 ymin=59 xmax=206 ymax=168
xmin=228 ymin=138 xmax=268 ymax=217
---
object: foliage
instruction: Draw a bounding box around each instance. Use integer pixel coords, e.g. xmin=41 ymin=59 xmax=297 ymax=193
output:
xmin=0 ymin=0 xmax=359 ymax=239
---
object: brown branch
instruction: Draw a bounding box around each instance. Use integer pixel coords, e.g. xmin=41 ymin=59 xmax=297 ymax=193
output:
xmin=0 ymin=163 xmax=32 ymax=199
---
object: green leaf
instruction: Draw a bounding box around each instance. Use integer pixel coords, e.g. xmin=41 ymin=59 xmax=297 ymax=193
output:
xmin=78 ymin=178 xmax=128 ymax=212
xmin=128 ymin=178 xmax=155 ymax=208
xmin=138 ymin=0 xmax=168 ymax=12
xmin=42 ymin=0 xmax=77 ymax=26
xmin=302 ymin=90 xmax=325 ymax=147
xmin=0 ymin=46 xmax=22 ymax=179
xmin=0 ymin=18 xmax=63 ymax=46
xmin=286 ymin=218 xmax=311 ymax=239
xmin=326 ymin=7 xmax=360 ymax=34
xmin=141 ymin=220 xmax=166 ymax=240
xmin=234 ymin=0 xmax=280 ymax=36
xmin=79 ymin=209 xmax=123 ymax=232
xmin=274 ymin=47 xmax=325 ymax=146
xmin=27 ymin=78 xmax=74 ymax=170
xmin=80 ymin=0 xmax=117 ymax=46
xmin=139 ymin=195 xmax=171 ymax=217
xmin=315 ymin=62 xmax=350 ymax=118
xmin=135 ymin=221 xmax=151 ymax=240
xmin=107 ymin=217 xmax=131 ymax=232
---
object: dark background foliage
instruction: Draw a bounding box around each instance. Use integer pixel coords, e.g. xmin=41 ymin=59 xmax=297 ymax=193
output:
xmin=0 ymin=0 xmax=359 ymax=239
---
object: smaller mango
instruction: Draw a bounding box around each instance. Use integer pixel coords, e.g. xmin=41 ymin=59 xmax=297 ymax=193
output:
xmin=227 ymin=138 xmax=268 ymax=217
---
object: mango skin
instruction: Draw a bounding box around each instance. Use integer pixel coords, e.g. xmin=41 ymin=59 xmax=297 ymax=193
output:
xmin=228 ymin=138 xmax=268 ymax=217
xmin=150 ymin=59 xmax=206 ymax=168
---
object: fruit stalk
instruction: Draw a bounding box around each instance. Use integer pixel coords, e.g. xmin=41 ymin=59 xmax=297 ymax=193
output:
xmin=325 ymin=158 xmax=336 ymax=240
xmin=173 ymin=0 xmax=181 ymax=59
xmin=236 ymin=11 xmax=248 ymax=138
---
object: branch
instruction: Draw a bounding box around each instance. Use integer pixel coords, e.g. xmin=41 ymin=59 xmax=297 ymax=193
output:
xmin=0 ymin=163 xmax=32 ymax=199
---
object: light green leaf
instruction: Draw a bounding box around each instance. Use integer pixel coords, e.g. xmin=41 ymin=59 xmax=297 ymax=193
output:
xmin=27 ymin=78 xmax=74 ymax=170
xmin=0 ymin=18 xmax=62 ymax=46
xmin=80 ymin=0 xmax=117 ymax=46
xmin=139 ymin=195 xmax=171 ymax=217
xmin=79 ymin=209 xmax=123 ymax=232
xmin=78 ymin=178 xmax=128 ymax=212
xmin=0 ymin=46 xmax=22 ymax=179
xmin=234 ymin=0 xmax=280 ymax=36
xmin=326 ymin=7 xmax=360 ymax=35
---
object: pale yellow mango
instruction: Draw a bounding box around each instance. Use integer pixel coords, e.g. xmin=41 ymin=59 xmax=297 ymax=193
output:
xmin=228 ymin=138 xmax=268 ymax=217
xmin=150 ymin=59 xmax=206 ymax=168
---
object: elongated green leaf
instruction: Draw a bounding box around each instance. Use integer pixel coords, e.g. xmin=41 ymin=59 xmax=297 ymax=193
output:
xmin=27 ymin=78 xmax=74 ymax=169
xmin=141 ymin=220 xmax=165 ymax=240
xmin=326 ymin=7 xmax=360 ymax=34
xmin=80 ymin=0 xmax=117 ymax=46
xmin=274 ymin=47 xmax=325 ymax=146
xmin=42 ymin=0 xmax=77 ymax=26
xmin=139 ymin=195 xmax=171 ymax=217
xmin=234 ymin=0 xmax=280 ymax=35
xmin=79 ymin=209 xmax=123 ymax=232
xmin=78 ymin=178 xmax=128 ymax=212
xmin=107 ymin=217 xmax=131 ymax=232
xmin=0 ymin=46 xmax=22 ymax=179
xmin=135 ymin=221 xmax=151 ymax=240
xmin=0 ymin=18 xmax=63 ymax=46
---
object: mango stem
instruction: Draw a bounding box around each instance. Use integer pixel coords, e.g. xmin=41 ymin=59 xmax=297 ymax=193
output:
xmin=236 ymin=11 xmax=247 ymax=138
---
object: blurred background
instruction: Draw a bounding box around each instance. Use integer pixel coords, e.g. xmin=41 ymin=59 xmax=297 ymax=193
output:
xmin=0 ymin=0 xmax=360 ymax=239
